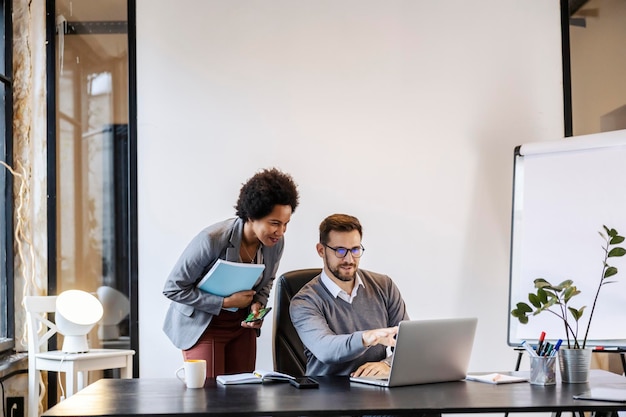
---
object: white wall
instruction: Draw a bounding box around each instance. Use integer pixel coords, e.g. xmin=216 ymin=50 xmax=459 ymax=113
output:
xmin=136 ymin=0 xmax=564 ymax=379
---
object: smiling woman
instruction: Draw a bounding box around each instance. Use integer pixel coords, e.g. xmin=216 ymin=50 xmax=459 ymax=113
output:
xmin=162 ymin=168 xmax=299 ymax=379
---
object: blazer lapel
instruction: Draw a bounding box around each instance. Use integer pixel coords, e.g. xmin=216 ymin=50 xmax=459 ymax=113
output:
xmin=225 ymin=217 xmax=244 ymax=262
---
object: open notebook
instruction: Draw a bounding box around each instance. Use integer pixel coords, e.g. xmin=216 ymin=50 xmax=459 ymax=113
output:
xmin=350 ymin=318 xmax=477 ymax=387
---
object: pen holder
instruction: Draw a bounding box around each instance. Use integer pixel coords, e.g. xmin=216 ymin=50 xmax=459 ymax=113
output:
xmin=529 ymin=356 xmax=556 ymax=385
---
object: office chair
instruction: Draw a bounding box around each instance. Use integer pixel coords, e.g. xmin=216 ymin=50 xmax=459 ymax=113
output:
xmin=272 ymin=268 xmax=321 ymax=377
xmin=24 ymin=296 xmax=135 ymax=417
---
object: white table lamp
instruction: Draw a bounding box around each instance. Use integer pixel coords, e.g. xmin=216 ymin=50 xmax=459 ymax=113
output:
xmin=55 ymin=290 xmax=104 ymax=353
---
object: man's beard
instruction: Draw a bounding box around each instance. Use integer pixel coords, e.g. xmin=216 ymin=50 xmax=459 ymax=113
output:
xmin=326 ymin=253 xmax=356 ymax=282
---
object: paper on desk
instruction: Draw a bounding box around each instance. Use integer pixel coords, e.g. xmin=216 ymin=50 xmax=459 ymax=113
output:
xmin=573 ymin=388 xmax=626 ymax=402
xmin=465 ymin=373 xmax=528 ymax=384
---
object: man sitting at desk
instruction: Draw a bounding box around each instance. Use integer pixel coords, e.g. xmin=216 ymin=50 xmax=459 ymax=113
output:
xmin=290 ymin=213 xmax=409 ymax=377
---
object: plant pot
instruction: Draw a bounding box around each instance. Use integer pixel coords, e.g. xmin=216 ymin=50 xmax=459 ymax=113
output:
xmin=558 ymin=348 xmax=592 ymax=383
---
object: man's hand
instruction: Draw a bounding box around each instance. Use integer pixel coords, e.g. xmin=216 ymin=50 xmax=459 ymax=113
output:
xmin=351 ymin=361 xmax=391 ymax=377
xmin=361 ymin=326 xmax=398 ymax=347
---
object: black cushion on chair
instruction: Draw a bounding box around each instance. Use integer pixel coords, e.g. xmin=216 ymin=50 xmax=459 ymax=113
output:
xmin=272 ymin=268 xmax=321 ymax=377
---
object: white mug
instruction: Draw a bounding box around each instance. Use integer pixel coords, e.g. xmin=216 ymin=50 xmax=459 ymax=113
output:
xmin=175 ymin=359 xmax=207 ymax=388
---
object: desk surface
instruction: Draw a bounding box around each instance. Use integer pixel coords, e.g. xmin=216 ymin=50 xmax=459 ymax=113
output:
xmin=43 ymin=370 xmax=626 ymax=417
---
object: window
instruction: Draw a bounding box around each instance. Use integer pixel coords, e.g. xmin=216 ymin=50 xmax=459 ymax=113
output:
xmin=568 ymin=0 xmax=626 ymax=135
xmin=0 ymin=0 xmax=14 ymax=354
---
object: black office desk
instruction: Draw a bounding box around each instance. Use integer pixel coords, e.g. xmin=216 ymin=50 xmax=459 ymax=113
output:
xmin=43 ymin=370 xmax=626 ymax=417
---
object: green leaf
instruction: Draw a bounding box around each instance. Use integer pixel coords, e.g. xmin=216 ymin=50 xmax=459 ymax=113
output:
xmin=610 ymin=236 xmax=625 ymax=244
xmin=537 ymin=288 xmax=549 ymax=304
xmin=544 ymin=291 xmax=558 ymax=301
xmin=528 ymin=293 xmax=541 ymax=308
xmin=511 ymin=306 xmax=530 ymax=324
xmin=604 ymin=266 xmax=618 ymax=278
xmin=563 ymin=286 xmax=580 ymax=303
xmin=608 ymin=247 xmax=626 ymax=257
xmin=543 ymin=298 xmax=558 ymax=308
xmin=516 ymin=302 xmax=532 ymax=313
xmin=568 ymin=306 xmax=585 ymax=321
xmin=608 ymin=227 xmax=618 ymax=237
xmin=555 ymin=280 xmax=573 ymax=291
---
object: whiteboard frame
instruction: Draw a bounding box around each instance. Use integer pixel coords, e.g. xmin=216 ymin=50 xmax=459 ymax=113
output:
xmin=507 ymin=129 xmax=626 ymax=348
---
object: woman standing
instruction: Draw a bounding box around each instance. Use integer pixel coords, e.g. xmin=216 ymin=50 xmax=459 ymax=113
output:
xmin=163 ymin=168 xmax=299 ymax=377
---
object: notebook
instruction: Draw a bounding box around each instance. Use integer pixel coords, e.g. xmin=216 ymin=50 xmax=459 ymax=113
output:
xmin=350 ymin=317 xmax=477 ymax=387
xmin=573 ymin=387 xmax=626 ymax=402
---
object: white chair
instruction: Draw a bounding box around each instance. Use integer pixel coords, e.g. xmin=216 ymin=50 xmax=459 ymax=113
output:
xmin=24 ymin=295 xmax=135 ymax=417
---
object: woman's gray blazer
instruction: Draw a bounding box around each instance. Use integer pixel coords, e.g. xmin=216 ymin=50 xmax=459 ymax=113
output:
xmin=162 ymin=217 xmax=284 ymax=350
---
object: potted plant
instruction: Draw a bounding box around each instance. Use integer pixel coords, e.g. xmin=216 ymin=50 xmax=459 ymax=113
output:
xmin=511 ymin=225 xmax=626 ymax=382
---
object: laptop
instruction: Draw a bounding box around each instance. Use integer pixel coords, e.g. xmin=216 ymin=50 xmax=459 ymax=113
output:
xmin=350 ymin=317 xmax=478 ymax=387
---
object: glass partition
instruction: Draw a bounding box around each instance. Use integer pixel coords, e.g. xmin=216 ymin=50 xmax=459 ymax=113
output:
xmin=54 ymin=0 xmax=130 ymax=352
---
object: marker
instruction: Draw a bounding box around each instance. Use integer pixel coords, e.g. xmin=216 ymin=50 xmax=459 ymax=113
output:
xmin=537 ymin=342 xmax=546 ymax=356
xmin=544 ymin=342 xmax=554 ymax=357
xmin=550 ymin=339 xmax=563 ymax=357
xmin=536 ymin=331 xmax=546 ymax=354
xmin=521 ymin=340 xmax=538 ymax=357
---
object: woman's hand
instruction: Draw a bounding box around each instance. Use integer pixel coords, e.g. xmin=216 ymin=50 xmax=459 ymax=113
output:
xmin=241 ymin=301 xmax=264 ymax=329
xmin=223 ymin=290 xmax=256 ymax=309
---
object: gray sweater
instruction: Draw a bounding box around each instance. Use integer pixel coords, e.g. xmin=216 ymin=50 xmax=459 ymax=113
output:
xmin=289 ymin=269 xmax=409 ymax=376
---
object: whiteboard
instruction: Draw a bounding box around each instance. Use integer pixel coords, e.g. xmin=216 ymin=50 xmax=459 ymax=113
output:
xmin=508 ymin=129 xmax=626 ymax=348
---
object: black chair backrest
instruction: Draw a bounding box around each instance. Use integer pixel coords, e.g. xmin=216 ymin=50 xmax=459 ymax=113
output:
xmin=272 ymin=268 xmax=321 ymax=377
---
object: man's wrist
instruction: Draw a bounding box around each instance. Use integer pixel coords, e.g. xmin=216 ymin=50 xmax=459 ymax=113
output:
xmin=361 ymin=331 xmax=374 ymax=347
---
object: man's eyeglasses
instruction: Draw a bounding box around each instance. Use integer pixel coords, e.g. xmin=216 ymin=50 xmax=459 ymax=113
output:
xmin=323 ymin=244 xmax=365 ymax=258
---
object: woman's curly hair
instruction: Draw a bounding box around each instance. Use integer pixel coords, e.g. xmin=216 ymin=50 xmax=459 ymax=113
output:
xmin=235 ymin=168 xmax=299 ymax=220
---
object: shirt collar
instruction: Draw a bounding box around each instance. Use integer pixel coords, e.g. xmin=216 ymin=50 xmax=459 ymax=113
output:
xmin=320 ymin=269 xmax=364 ymax=303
